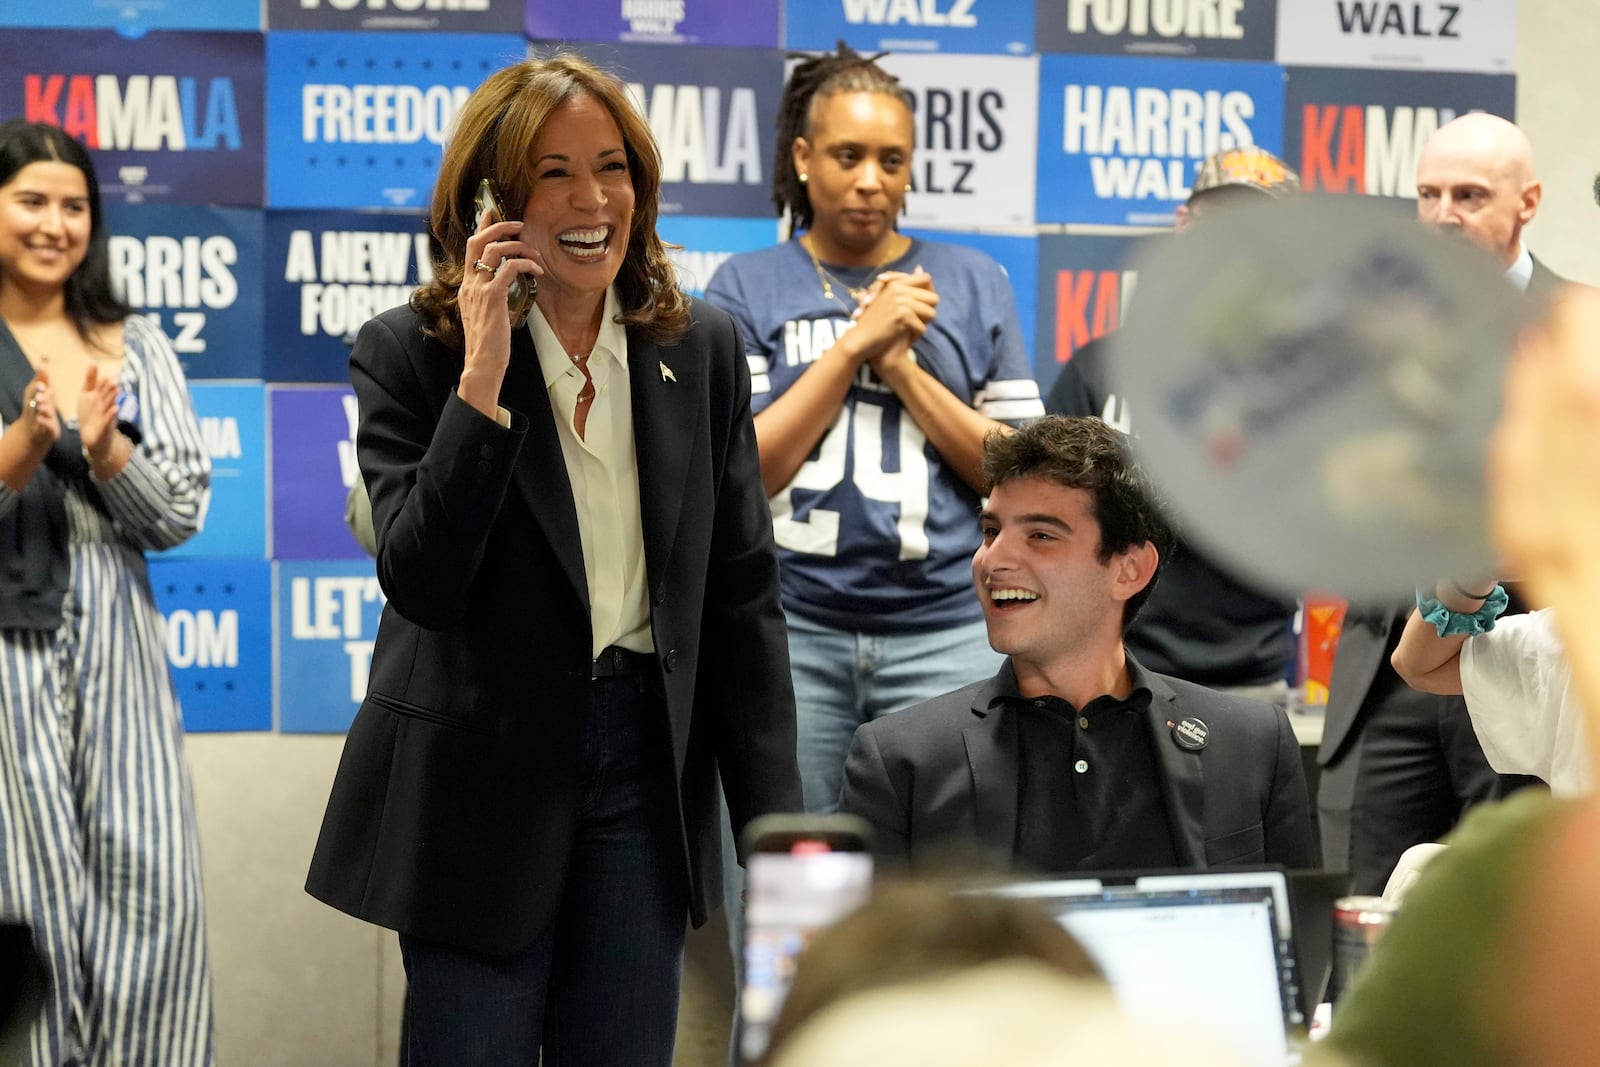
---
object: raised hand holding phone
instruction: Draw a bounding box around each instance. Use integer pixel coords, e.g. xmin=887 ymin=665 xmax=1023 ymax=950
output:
xmin=456 ymin=178 xmax=544 ymax=418
xmin=473 ymin=178 xmax=539 ymax=327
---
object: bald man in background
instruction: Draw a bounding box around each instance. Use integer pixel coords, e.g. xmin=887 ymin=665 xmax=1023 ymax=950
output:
xmin=1317 ymin=113 xmax=1556 ymax=895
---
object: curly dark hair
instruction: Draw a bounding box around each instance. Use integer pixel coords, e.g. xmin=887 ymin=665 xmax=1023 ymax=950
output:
xmin=982 ymin=416 xmax=1173 ymax=629
xmin=411 ymin=52 xmax=690 ymax=350
xmin=0 ymin=120 xmax=132 ymax=337
xmin=772 ymin=42 xmax=911 ymax=238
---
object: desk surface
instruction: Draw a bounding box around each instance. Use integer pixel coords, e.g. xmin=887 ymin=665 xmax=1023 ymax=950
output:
xmin=1290 ymin=708 xmax=1326 ymax=749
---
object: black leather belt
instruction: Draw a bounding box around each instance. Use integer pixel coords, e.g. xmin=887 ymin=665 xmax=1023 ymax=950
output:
xmin=591 ymin=645 xmax=652 ymax=678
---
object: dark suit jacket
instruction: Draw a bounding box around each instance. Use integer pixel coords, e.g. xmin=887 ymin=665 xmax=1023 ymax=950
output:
xmin=305 ymin=298 xmax=802 ymax=955
xmin=838 ymin=657 xmax=1314 ymax=872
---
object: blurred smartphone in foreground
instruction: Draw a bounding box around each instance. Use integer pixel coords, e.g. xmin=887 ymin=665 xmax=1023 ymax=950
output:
xmin=736 ymin=814 xmax=874 ymax=1065
xmin=473 ymin=178 xmax=537 ymax=326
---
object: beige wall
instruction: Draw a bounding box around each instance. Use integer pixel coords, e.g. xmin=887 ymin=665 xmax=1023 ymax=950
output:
xmin=187 ymin=3 xmax=1597 ymax=1064
xmin=1516 ymin=0 xmax=1600 ymax=285
xmin=189 ymin=734 xmax=733 ymax=1067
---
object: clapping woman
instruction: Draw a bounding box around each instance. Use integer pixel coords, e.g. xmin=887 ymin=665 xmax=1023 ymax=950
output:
xmin=0 ymin=120 xmax=214 ymax=1066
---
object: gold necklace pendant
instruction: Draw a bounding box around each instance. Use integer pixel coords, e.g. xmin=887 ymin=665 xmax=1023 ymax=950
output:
xmin=804 ymin=235 xmax=904 ymax=314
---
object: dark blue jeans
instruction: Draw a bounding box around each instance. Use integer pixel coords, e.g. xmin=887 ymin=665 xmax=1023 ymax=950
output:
xmin=400 ymin=674 xmax=688 ymax=1066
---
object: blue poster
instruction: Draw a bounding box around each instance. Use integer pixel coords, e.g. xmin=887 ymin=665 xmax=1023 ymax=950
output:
xmin=1284 ymin=67 xmax=1517 ymax=198
xmin=572 ymin=43 xmax=783 ymax=218
xmin=1036 ymin=0 xmax=1276 ymax=60
xmin=148 ymin=558 xmax=273 ymax=732
xmin=266 ymin=31 xmax=525 ymax=209
xmin=905 ymin=228 xmax=1039 ymax=377
xmin=658 ymin=216 xmax=782 ymax=298
xmin=786 ymin=0 xmax=1033 ymax=56
xmin=1037 ymin=55 xmax=1285 ymax=226
xmin=102 ymin=203 xmax=265 ymax=380
xmin=268 ymin=0 xmax=522 ymax=33
xmin=166 ymin=384 xmax=267 ymax=561
xmin=2 ymin=0 xmax=259 ymax=32
xmin=528 ymin=0 xmax=780 ymax=47
xmin=0 ymin=30 xmax=265 ymax=206
xmin=270 ymin=386 xmax=367 ymax=560
xmin=1035 ymin=232 xmax=1149 ymax=396
xmin=277 ymin=560 xmax=385 ymax=733
xmin=263 ymin=209 xmax=432 ymax=382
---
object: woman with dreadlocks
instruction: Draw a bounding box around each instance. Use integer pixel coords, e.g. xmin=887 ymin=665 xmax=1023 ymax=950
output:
xmin=705 ymin=45 xmax=1043 ymax=818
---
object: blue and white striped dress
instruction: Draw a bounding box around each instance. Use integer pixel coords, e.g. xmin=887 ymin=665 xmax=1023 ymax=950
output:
xmin=0 ymin=315 xmax=215 ymax=1067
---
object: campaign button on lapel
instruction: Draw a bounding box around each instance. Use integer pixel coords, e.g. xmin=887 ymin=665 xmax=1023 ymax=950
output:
xmin=1171 ymin=717 xmax=1210 ymax=752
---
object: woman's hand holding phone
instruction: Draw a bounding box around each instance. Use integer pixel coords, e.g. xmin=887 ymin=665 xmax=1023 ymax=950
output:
xmin=473 ymin=179 xmax=540 ymax=326
xmin=456 ymin=179 xmax=546 ymax=419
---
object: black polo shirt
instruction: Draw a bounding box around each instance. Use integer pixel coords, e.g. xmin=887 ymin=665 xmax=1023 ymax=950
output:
xmin=1004 ymin=669 xmax=1180 ymax=873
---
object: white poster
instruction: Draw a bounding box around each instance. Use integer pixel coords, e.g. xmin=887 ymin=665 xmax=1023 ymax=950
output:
xmin=1275 ymin=0 xmax=1516 ymax=73
xmin=880 ymin=53 xmax=1039 ymax=231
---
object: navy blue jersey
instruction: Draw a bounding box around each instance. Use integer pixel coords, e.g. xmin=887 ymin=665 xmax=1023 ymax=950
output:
xmin=706 ymin=238 xmax=1043 ymax=633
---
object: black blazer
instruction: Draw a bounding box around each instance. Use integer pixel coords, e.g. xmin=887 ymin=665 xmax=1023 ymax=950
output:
xmin=305 ymin=298 xmax=802 ymax=955
xmin=839 ymin=657 xmax=1315 ymax=871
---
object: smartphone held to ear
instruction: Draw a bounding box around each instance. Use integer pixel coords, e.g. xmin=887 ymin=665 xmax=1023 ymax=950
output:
xmin=474 ymin=178 xmax=537 ymax=327
xmin=737 ymin=814 xmax=874 ymax=1065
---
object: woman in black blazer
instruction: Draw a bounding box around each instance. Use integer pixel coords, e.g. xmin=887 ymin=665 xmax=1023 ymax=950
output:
xmin=305 ymin=53 xmax=802 ymax=1066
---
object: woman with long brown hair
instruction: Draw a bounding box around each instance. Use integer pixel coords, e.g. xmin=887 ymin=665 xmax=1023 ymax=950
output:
xmin=305 ymin=54 xmax=801 ymax=1065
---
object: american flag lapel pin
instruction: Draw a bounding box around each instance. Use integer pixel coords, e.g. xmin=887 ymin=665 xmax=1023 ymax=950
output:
xmin=659 ymin=361 xmax=676 ymax=383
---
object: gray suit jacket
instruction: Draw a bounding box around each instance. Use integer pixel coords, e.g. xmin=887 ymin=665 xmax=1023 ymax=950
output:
xmin=839 ymin=657 xmax=1315 ymax=872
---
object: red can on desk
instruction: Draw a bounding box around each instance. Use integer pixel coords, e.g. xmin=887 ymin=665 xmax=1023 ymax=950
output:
xmin=1330 ymin=895 xmax=1398 ymax=1003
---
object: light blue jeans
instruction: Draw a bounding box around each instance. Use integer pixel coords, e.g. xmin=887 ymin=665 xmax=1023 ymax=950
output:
xmin=784 ymin=609 xmax=1005 ymax=813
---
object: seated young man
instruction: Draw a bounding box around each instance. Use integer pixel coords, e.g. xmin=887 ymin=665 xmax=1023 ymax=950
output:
xmin=839 ymin=416 xmax=1315 ymax=873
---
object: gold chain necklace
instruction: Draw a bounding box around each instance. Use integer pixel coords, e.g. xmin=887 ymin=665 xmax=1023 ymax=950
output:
xmin=803 ymin=235 xmax=904 ymax=312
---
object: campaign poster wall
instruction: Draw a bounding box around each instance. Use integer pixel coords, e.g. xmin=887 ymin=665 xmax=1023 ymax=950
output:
xmin=2 ymin=0 xmax=260 ymax=31
xmin=149 ymin=558 xmax=273 ymax=732
xmin=270 ymin=386 xmax=368 ymax=560
xmin=1036 ymin=0 xmax=1277 ymax=59
xmin=658 ymin=216 xmax=783 ymax=298
xmin=572 ymin=43 xmax=781 ymax=219
xmin=882 ymin=53 xmax=1038 ymax=231
xmin=277 ymin=560 xmax=385 ymax=733
xmin=1037 ymin=54 xmax=1285 ymax=226
xmin=528 ymin=0 xmax=781 ymax=47
xmin=269 ymin=0 xmax=523 ymax=33
xmin=907 ymin=228 xmax=1040 ymax=374
xmin=1276 ymin=0 xmax=1516 ymax=74
xmin=167 ymin=383 xmax=268 ymax=560
xmin=0 ymin=30 xmax=265 ymax=206
xmin=103 ymin=203 xmax=265 ymax=380
xmin=263 ymin=210 xmax=433 ymax=382
xmin=266 ymin=31 xmax=524 ymax=209
xmin=1035 ymin=231 xmax=1148 ymax=394
xmin=787 ymin=0 xmax=1033 ymax=56
xmin=1284 ymin=67 xmax=1517 ymax=197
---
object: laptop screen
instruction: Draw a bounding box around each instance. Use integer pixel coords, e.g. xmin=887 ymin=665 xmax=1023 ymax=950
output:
xmin=986 ymin=872 xmax=1300 ymax=1067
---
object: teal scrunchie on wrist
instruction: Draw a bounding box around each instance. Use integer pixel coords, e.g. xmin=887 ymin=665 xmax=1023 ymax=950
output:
xmin=1416 ymin=584 xmax=1510 ymax=637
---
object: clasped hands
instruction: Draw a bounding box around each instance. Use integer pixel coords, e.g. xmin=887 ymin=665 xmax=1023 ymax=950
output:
xmin=849 ymin=266 xmax=939 ymax=380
